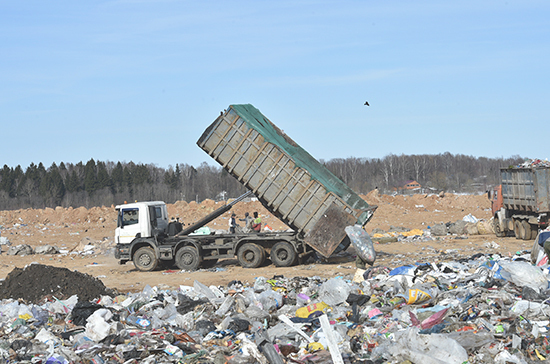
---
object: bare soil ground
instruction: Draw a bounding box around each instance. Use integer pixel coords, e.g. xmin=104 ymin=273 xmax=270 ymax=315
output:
xmin=0 ymin=192 xmax=533 ymax=295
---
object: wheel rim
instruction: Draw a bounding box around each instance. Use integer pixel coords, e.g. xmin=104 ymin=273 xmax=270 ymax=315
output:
xmin=238 ymin=243 xmax=263 ymax=268
xmin=244 ymin=250 xmax=255 ymax=263
xmin=271 ymin=241 xmax=296 ymax=267
xmin=276 ymin=248 xmax=289 ymax=261
xmin=181 ymin=252 xmax=194 ymax=265
xmin=139 ymin=253 xmax=151 ymax=266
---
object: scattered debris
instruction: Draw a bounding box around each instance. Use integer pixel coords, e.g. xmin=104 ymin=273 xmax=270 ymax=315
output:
xmin=515 ymin=158 xmax=550 ymax=168
xmin=6 ymin=244 xmax=34 ymax=256
xmin=34 ymin=245 xmax=60 ymax=255
xmin=0 ymin=235 xmax=549 ymax=364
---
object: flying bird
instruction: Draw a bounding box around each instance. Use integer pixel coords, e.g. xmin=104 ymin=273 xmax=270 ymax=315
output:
xmin=364 ymin=101 xmax=370 ymax=106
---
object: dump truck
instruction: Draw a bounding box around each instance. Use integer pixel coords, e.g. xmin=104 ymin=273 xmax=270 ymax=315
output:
xmin=114 ymin=104 xmax=376 ymax=271
xmin=490 ymin=167 xmax=550 ymax=239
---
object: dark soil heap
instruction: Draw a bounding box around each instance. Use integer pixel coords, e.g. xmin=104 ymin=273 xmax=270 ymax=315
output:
xmin=0 ymin=264 xmax=115 ymax=303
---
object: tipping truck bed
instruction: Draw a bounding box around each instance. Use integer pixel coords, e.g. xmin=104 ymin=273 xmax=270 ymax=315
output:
xmin=501 ymin=167 xmax=550 ymax=213
xmin=491 ymin=167 xmax=550 ymax=239
xmin=197 ymin=104 xmax=376 ymax=258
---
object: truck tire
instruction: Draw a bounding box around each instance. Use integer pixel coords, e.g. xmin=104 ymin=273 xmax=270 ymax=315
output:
xmin=522 ymin=221 xmax=533 ymax=240
xmin=531 ymin=225 xmax=539 ymax=241
xmin=270 ymin=241 xmax=297 ymax=267
xmin=237 ymin=243 xmax=264 ymax=268
xmin=514 ymin=220 xmax=522 ymax=240
xmin=133 ymin=246 xmax=158 ymax=272
xmin=517 ymin=220 xmax=529 ymax=240
xmin=175 ymin=246 xmax=201 ymax=271
xmin=493 ymin=217 xmax=505 ymax=237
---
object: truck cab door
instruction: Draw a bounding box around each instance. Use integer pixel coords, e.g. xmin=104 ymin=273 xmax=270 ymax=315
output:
xmin=116 ymin=207 xmax=142 ymax=245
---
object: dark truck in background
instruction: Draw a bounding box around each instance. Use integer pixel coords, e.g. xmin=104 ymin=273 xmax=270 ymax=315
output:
xmin=489 ymin=167 xmax=550 ymax=239
xmin=115 ymin=104 xmax=376 ymax=271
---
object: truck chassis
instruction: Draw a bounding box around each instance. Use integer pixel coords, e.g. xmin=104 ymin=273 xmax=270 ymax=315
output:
xmin=115 ymin=231 xmax=315 ymax=271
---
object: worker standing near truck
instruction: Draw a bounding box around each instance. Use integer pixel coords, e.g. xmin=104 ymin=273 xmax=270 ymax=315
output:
xmin=240 ymin=212 xmax=253 ymax=233
xmin=252 ymin=212 xmax=262 ymax=232
xmin=229 ymin=213 xmax=237 ymax=234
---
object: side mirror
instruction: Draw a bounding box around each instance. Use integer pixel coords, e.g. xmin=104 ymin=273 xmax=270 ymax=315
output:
xmin=117 ymin=213 xmax=124 ymax=228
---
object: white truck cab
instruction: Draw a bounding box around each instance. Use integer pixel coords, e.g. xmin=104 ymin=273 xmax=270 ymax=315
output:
xmin=115 ymin=201 xmax=169 ymax=245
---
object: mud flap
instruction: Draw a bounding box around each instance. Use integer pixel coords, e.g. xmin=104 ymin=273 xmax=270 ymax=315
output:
xmin=345 ymin=225 xmax=376 ymax=265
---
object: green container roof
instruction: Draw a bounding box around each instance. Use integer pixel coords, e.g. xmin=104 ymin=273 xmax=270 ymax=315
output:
xmin=230 ymin=104 xmax=372 ymax=220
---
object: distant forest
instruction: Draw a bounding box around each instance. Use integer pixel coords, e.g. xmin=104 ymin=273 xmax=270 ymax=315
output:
xmin=0 ymin=153 xmax=524 ymax=210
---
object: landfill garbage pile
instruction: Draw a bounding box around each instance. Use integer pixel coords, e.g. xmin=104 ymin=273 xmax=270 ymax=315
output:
xmin=515 ymin=158 xmax=550 ymax=168
xmin=370 ymin=214 xmax=493 ymax=246
xmin=0 ymin=264 xmax=115 ymax=303
xmin=4 ymin=251 xmax=550 ymax=363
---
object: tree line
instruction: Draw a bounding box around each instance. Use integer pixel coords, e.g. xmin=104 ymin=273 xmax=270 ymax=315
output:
xmin=0 ymin=153 xmax=525 ymax=210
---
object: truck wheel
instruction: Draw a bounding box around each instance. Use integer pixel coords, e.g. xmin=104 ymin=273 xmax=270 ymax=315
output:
xmin=514 ymin=220 xmax=522 ymax=239
xmin=133 ymin=247 xmax=158 ymax=272
xmin=522 ymin=221 xmax=533 ymax=240
xmin=518 ymin=220 xmax=531 ymax=240
xmin=237 ymin=243 xmax=264 ymax=268
xmin=260 ymin=246 xmax=267 ymax=265
xmin=531 ymin=225 xmax=539 ymax=240
xmin=493 ymin=218 xmax=505 ymax=237
xmin=175 ymin=246 xmax=201 ymax=271
xmin=270 ymin=241 xmax=297 ymax=267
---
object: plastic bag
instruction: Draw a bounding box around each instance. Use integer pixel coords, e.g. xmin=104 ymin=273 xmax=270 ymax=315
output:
xmin=296 ymin=302 xmax=331 ymax=318
xmin=257 ymin=289 xmax=283 ymax=312
xmin=318 ymin=278 xmax=351 ymax=306
xmin=389 ymin=327 xmax=468 ymax=364
xmin=193 ymin=280 xmax=217 ymax=302
xmin=536 ymin=249 xmax=548 ymax=267
xmin=447 ymin=330 xmax=494 ymax=351
xmin=499 ymin=261 xmax=548 ymax=293
xmin=215 ymin=295 xmax=235 ymax=317
xmin=494 ymin=350 xmax=528 ymax=364
xmin=253 ymin=276 xmax=270 ymax=292
xmin=389 ymin=265 xmax=417 ymax=276
xmin=537 ymin=231 xmax=550 ymax=247
xmin=296 ymin=293 xmax=311 ymax=307
xmin=410 ymin=308 xmax=448 ymax=329
xmin=463 ymin=213 xmax=478 ymax=223
xmin=398 ymin=285 xmax=438 ymax=305
xmin=510 ymin=300 xmax=545 ymax=316
xmin=85 ymin=309 xmax=114 ymax=342
xmin=532 ymin=232 xmax=550 ymax=267
xmin=345 ymin=225 xmax=376 ymax=265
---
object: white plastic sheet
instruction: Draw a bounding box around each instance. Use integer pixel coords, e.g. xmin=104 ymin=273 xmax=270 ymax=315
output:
xmin=499 ymin=261 xmax=549 ymax=293
xmin=389 ymin=327 xmax=469 ymax=364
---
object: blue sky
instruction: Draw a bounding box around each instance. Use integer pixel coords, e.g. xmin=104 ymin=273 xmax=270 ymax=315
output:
xmin=1 ymin=1 xmax=548 ymax=170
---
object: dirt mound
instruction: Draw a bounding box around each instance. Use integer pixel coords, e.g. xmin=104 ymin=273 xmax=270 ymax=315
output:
xmin=0 ymin=191 xmax=492 ymax=249
xmin=0 ymin=264 xmax=115 ymax=303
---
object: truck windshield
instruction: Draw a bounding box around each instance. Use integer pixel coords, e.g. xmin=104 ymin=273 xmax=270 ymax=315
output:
xmin=121 ymin=208 xmax=139 ymax=226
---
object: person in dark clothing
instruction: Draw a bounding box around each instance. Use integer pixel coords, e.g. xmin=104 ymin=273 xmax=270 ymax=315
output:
xmin=239 ymin=212 xmax=253 ymax=233
xmin=229 ymin=213 xmax=237 ymax=234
